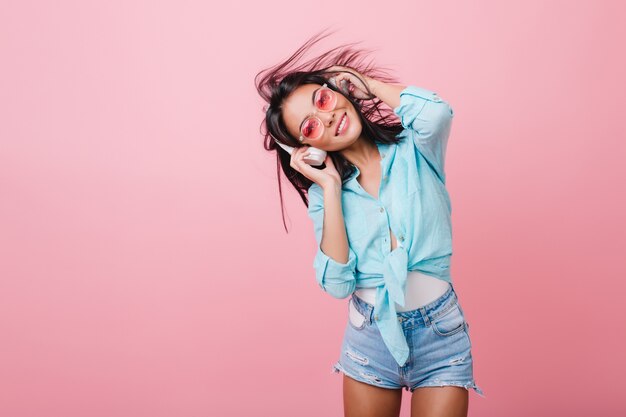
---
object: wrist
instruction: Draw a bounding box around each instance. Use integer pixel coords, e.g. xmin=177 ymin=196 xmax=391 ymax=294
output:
xmin=365 ymin=77 xmax=380 ymax=97
xmin=321 ymin=181 xmax=342 ymax=197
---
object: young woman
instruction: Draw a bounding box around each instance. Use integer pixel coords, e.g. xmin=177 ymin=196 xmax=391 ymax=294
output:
xmin=256 ymin=32 xmax=485 ymax=417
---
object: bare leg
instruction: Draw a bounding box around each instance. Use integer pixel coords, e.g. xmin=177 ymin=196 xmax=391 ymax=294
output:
xmin=411 ymin=386 xmax=469 ymax=417
xmin=343 ymin=374 xmax=402 ymax=417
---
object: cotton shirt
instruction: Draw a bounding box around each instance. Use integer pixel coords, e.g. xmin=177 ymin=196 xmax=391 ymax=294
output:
xmin=307 ymin=85 xmax=455 ymax=367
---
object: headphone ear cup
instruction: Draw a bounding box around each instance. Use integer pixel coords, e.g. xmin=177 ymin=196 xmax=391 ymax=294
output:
xmin=327 ymin=77 xmax=349 ymax=94
xmin=274 ymin=140 xmax=295 ymax=155
xmin=339 ymin=79 xmax=350 ymax=94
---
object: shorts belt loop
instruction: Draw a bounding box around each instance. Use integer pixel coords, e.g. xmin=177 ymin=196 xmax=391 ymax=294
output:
xmin=419 ymin=306 xmax=431 ymax=327
xmin=367 ymin=304 xmax=374 ymax=325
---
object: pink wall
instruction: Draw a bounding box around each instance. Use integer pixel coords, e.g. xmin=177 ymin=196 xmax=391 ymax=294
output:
xmin=1 ymin=1 xmax=625 ymax=416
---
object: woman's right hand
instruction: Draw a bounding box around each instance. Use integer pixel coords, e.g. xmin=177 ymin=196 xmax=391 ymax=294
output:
xmin=290 ymin=146 xmax=341 ymax=191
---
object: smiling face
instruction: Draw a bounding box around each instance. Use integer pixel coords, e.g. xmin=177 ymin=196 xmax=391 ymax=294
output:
xmin=281 ymin=83 xmax=363 ymax=151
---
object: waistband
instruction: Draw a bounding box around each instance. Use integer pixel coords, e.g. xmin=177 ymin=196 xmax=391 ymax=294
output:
xmin=350 ymin=283 xmax=457 ymax=327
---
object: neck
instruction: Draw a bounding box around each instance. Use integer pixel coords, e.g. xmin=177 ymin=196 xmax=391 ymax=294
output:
xmin=339 ymin=137 xmax=381 ymax=168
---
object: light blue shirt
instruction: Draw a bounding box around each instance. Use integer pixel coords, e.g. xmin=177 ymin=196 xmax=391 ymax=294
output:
xmin=307 ymin=85 xmax=455 ymax=367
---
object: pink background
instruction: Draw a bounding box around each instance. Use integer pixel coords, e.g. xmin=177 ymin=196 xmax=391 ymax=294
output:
xmin=1 ymin=1 xmax=625 ymax=416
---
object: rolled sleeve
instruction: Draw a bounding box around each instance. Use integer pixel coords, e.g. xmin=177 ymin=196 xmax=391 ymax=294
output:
xmin=394 ymin=86 xmax=454 ymax=184
xmin=307 ymin=183 xmax=357 ymax=299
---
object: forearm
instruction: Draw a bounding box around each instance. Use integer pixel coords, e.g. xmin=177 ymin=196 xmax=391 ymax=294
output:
xmin=320 ymin=184 xmax=350 ymax=264
xmin=366 ymin=78 xmax=406 ymax=109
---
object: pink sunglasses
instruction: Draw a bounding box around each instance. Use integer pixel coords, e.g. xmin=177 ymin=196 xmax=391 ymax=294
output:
xmin=298 ymin=83 xmax=338 ymax=142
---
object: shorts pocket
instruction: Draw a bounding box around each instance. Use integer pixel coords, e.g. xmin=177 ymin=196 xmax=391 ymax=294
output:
xmin=431 ymin=303 xmax=466 ymax=337
xmin=463 ymin=321 xmax=473 ymax=349
xmin=348 ymin=298 xmax=368 ymax=330
xmin=455 ymin=301 xmax=474 ymax=348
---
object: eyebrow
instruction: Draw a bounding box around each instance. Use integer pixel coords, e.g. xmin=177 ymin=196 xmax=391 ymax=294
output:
xmin=298 ymin=87 xmax=321 ymax=132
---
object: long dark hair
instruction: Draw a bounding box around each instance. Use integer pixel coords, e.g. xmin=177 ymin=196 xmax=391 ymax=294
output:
xmin=255 ymin=30 xmax=404 ymax=232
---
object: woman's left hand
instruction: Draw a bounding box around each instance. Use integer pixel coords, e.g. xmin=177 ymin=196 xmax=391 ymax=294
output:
xmin=324 ymin=65 xmax=376 ymax=100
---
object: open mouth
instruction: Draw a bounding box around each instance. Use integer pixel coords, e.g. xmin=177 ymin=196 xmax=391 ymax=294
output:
xmin=335 ymin=112 xmax=348 ymax=136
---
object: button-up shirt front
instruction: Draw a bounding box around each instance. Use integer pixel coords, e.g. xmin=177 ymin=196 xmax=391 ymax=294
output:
xmin=307 ymin=86 xmax=455 ymax=367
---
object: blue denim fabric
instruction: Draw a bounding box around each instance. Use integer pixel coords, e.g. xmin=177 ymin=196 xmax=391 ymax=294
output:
xmin=331 ymin=284 xmax=485 ymax=396
xmin=307 ymin=86 xmax=457 ymax=366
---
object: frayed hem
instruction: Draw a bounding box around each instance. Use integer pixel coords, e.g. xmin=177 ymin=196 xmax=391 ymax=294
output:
xmin=410 ymin=380 xmax=486 ymax=398
xmin=330 ymin=361 xmax=400 ymax=391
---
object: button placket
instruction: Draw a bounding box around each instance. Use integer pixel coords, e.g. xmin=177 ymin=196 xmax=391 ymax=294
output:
xmin=379 ymin=206 xmax=389 ymax=254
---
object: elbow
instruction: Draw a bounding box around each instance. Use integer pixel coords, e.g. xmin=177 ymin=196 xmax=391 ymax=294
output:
xmin=428 ymin=102 xmax=454 ymax=127
xmin=411 ymin=104 xmax=454 ymax=139
xmin=432 ymin=105 xmax=454 ymax=135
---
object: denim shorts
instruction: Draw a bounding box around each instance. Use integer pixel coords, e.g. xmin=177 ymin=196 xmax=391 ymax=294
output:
xmin=331 ymin=284 xmax=485 ymax=396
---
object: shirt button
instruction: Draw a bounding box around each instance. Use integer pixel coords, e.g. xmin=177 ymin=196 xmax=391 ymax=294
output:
xmin=381 ymin=153 xmax=386 ymax=158
xmin=433 ymin=95 xmax=442 ymax=102
xmin=379 ymin=207 xmax=384 ymax=213
xmin=399 ymin=235 xmax=405 ymax=241
xmin=375 ymin=315 xmax=379 ymax=321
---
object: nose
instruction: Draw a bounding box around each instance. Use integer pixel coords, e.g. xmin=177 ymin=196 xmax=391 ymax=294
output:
xmin=318 ymin=111 xmax=335 ymax=127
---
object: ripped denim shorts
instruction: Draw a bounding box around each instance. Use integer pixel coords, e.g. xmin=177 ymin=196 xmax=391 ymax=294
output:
xmin=331 ymin=283 xmax=485 ymax=396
